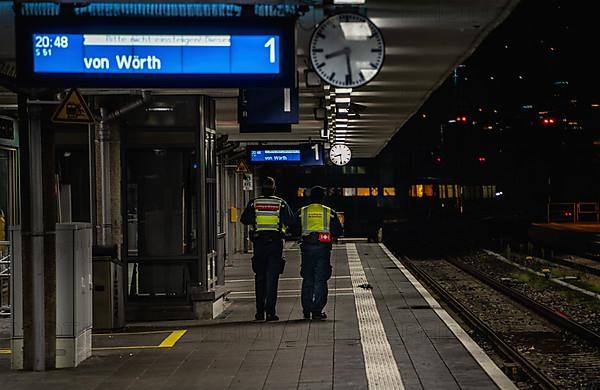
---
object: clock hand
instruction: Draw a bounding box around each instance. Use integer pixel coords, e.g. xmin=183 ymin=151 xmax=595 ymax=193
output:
xmin=345 ymin=53 xmax=352 ymax=83
xmin=325 ymin=49 xmax=346 ymax=59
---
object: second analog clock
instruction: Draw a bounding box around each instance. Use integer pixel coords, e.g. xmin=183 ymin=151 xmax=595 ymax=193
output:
xmin=310 ymin=13 xmax=384 ymax=88
xmin=329 ymin=143 xmax=352 ymax=166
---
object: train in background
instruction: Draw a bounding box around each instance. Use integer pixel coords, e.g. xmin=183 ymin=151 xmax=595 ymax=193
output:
xmin=292 ymin=179 xmax=501 ymax=241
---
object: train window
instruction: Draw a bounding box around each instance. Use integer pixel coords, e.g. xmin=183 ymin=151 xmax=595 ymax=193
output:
xmin=383 ymin=187 xmax=396 ymax=196
xmin=423 ymin=185 xmax=433 ymax=197
xmin=341 ymin=166 xmax=367 ymax=174
xmin=483 ymin=185 xmax=496 ymax=199
xmin=447 ymin=185 xmax=455 ymax=198
xmin=370 ymin=187 xmax=379 ymax=196
xmin=413 ymin=185 xmax=423 ymax=198
xmin=438 ymin=185 xmax=446 ymax=199
xmin=343 ymin=188 xmax=356 ymax=197
xmin=357 ymin=187 xmax=370 ymax=197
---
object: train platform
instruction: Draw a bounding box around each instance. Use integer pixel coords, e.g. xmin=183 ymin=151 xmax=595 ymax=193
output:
xmin=529 ymin=223 xmax=600 ymax=255
xmin=0 ymin=243 xmax=515 ymax=389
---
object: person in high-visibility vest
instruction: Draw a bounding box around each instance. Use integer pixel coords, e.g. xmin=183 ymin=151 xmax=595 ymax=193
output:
xmin=241 ymin=176 xmax=295 ymax=321
xmin=297 ymin=186 xmax=343 ymax=320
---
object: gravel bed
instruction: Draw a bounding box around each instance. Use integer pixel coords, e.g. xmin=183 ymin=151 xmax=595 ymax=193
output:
xmin=413 ymin=258 xmax=600 ymax=389
xmin=460 ymin=251 xmax=600 ymax=335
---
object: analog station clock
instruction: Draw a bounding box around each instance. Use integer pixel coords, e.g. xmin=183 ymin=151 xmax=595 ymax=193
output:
xmin=310 ymin=13 xmax=384 ymax=88
xmin=329 ymin=143 xmax=352 ymax=166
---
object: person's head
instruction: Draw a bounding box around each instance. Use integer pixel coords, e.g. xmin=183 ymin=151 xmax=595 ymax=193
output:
xmin=262 ymin=176 xmax=276 ymax=196
xmin=309 ymin=186 xmax=325 ymax=203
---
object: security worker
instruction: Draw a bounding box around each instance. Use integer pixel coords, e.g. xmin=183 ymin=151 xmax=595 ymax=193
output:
xmin=241 ymin=176 xmax=295 ymax=321
xmin=297 ymin=186 xmax=343 ymax=320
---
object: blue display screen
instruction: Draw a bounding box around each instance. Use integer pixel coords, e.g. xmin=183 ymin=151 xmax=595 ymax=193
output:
xmin=250 ymin=149 xmax=301 ymax=162
xmin=248 ymin=144 xmax=324 ymax=166
xmin=32 ymin=33 xmax=280 ymax=75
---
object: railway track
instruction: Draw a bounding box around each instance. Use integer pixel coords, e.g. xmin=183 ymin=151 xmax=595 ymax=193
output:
xmin=535 ymin=252 xmax=600 ymax=278
xmin=404 ymin=256 xmax=600 ymax=389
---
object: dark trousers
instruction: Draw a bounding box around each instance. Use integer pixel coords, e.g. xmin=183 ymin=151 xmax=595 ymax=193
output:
xmin=300 ymin=243 xmax=332 ymax=314
xmin=252 ymin=239 xmax=283 ymax=316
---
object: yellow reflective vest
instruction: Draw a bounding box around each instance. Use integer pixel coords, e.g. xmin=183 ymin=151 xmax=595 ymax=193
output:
xmin=253 ymin=196 xmax=284 ymax=232
xmin=299 ymin=203 xmax=332 ymax=236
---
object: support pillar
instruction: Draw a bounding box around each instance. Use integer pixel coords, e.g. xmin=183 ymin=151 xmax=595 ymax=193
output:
xmin=16 ymin=96 xmax=56 ymax=370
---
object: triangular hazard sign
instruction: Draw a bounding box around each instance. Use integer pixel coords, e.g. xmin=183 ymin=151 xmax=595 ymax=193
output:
xmin=236 ymin=160 xmax=250 ymax=173
xmin=52 ymin=88 xmax=95 ymax=124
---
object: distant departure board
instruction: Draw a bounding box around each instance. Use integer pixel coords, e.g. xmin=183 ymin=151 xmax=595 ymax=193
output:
xmin=248 ymin=144 xmax=324 ymax=166
xmin=16 ymin=17 xmax=295 ymax=88
xmin=250 ymin=148 xmax=301 ymax=162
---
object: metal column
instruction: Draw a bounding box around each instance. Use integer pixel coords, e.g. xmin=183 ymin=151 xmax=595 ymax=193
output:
xmin=17 ymin=96 xmax=57 ymax=370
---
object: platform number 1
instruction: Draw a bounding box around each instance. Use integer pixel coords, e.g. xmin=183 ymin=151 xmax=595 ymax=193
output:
xmin=265 ymin=37 xmax=276 ymax=64
xmin=311 ymin=144 xmax=320 ymax=161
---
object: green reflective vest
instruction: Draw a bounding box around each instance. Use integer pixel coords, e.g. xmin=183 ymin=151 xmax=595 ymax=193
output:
xmin=253 ymin=196 xmax=284 ymax=232
xmin=300 ymin=204 xmax=332 ymax=236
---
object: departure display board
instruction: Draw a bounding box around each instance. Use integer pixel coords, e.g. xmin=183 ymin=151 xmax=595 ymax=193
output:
xmin=248 ymin=144 xmax=324 ymax=166
xmin=33 ymin=34 xmax=280 ymax=74
xmin=250 ymin=148 xmax=301 ymax=162
xmin=16 ymin=16 xmax=295 ymax=88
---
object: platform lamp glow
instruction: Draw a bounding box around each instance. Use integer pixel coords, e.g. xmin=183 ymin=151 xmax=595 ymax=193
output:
xmin=310 ymin=13 xmax=384 ymax=88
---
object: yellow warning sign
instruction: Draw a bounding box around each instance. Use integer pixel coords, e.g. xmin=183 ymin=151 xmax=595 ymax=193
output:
xmin=52 ymin=88 xmax=94 ymax=124
xmin=235 ymin=160 xmax=250 ymax=173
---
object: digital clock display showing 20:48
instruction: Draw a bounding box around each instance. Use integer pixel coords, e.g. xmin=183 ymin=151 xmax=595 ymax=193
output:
xmin=34 ymin=35 xmax=70 ymax=57
xmin=32 ymin=33 xmax=281 ymax=75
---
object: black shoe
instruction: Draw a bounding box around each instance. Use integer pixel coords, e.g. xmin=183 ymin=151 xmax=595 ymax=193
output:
xmin=312 ymin=312 xmax=327 ymax=320
xmin=255 ymin=313 xmax=265 ymax=321
xmin=303 ymin=312 xmax=311 ymax=319
xmin=266 ymin=314 xmax=279 ymax=321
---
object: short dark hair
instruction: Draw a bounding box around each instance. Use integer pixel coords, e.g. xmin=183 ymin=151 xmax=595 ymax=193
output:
xmin=262 ymin=176 xmax=276 ymax=196
xmin=309 ymin=186 xmax=325 ymax=202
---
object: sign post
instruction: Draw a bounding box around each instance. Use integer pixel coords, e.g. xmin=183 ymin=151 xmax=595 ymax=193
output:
xmin=243 ymin=173 xmax=254 ymax=191
xmin=235 ymin=160 xmax=250 ymax=174
xmin=51 ymin=89 xmax=94 ymax=124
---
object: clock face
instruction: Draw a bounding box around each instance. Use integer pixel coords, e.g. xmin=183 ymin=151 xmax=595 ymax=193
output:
xmin=329 ymin=144 xmax=352 ymax=166
xmin=310 ymin=13 xmax=385 ymax=88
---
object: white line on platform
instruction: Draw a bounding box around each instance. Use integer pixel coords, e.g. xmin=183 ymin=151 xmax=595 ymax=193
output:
xmin=231 ymin=293 xmax=355 ymax=299
xmin=230 ymin=287 xmax=354 ymax=295
xmin=226 ymin=276 xmax=351 ymax=284
xmin=347 ymin=243 xmax=404 ymax=390
xmin=378 ymin=243 xmax=517 ymax=390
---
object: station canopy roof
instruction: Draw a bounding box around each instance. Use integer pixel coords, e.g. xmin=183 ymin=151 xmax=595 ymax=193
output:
xmin=0 ymin=0 xmax=520 ymax=158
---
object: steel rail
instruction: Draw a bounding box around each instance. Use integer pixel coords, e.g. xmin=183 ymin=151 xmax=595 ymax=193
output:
xmin=403 ymin=258 xmax=560 ymax=390
xmin=445 ymin=257 xmax=600 ymax=347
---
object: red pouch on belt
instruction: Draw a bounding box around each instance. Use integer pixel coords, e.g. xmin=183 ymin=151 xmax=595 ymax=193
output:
xmin=318 ymin=232 xmax=332 ymax=243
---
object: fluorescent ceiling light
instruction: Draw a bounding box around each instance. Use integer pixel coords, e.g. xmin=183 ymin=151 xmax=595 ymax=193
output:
xmin=338 ymin=107 xmax=349 ymax=113
xmin=336 ymin=123 xmax=348 ymax=128
xmin=340 ymin=22 xmax=371 ymax=40
xmin=335 ymin=97 xmax=351 ymax=104
xmin=335 ymin=88 xmax=352 ymax=94
xmin=146 ymin=106 xmax=174 ymax=112
xmin=334 ymin=0 xmax=365 ymax=4
xmin=336 ymin=118 xmax=349 ymax=123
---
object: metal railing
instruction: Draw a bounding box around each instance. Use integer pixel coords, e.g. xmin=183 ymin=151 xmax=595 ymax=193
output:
xmin=547 ymin=202 xmax=600 ymax=223
xmin=0 ymin=240 xmax=10 ymax=315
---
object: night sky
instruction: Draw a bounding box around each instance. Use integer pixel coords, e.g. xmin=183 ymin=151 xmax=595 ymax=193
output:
xmin=379 ymin=0 xmax=600 ymax=220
